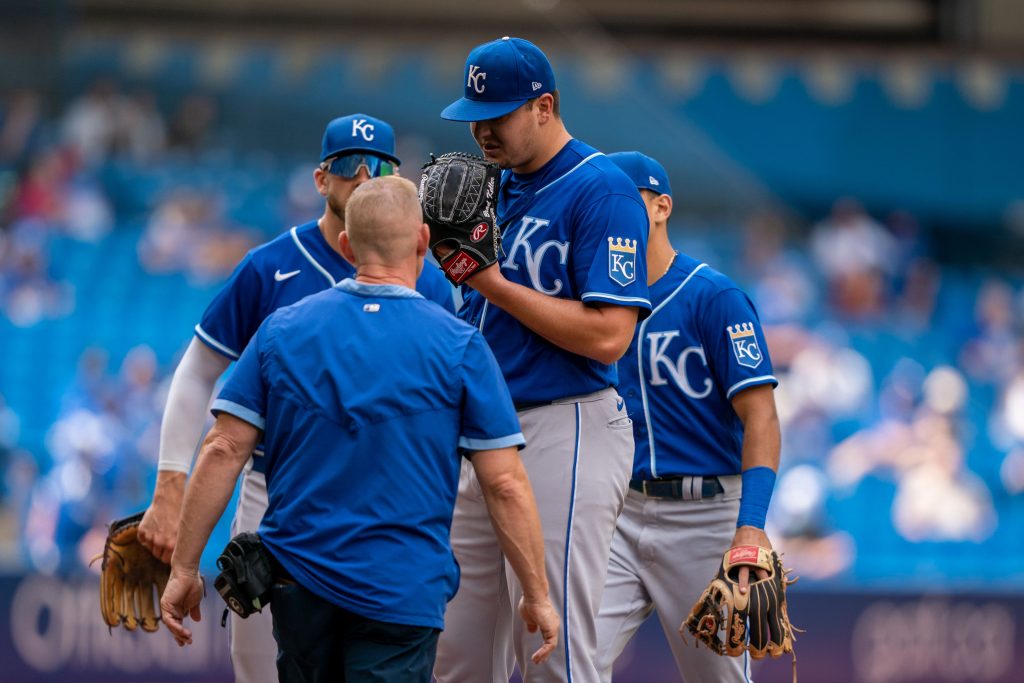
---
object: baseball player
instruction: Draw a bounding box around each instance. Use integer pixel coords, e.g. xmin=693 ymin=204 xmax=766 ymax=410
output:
xmin=594 ymin=151 xmax=782 ymax=682
xmin=434 ymin=37 xmax=652 ymax=683
xmin=136 ymin=113 xmax=454 ymax=683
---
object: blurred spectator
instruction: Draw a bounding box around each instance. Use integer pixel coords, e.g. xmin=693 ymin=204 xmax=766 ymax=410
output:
xmin=137 ymin=187 xmax=256 ymax=283
xmin=741 ymin=209 xmax=818 ymax=324
xmin=959 ymin=278 xmax=1021 ymax=385
xmin=168 ymin=92 xmax=218 ymax=153
xmin=0 ymin=88 xmax=44 ymax=168
xmin=0 ymin=217 xmax=74 ymax=326
xmin=113 ymin=89 xmax=168 ymax=164
xmin=60 ymin=78 xmax=121 ymax=168
xmin=810 ymin=198 xmax=897 ymax=319
xmin=24 ymin=346 xmax=170 ymax=575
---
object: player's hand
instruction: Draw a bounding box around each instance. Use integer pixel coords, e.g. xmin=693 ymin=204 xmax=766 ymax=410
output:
xmin=518 ymin=595 xmax=560 ymax=665
xmin=160 ymin=567 xmax=204 ymax=647
xmin=139 ymin=471 xmax=186 ymax=564
xmin=730 ymin=526 xmax=773 ymax=595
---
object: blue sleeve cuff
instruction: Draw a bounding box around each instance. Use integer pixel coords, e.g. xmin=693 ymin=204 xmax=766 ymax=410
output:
xmin=211 ymin=398 xmax=266 ymax=431
xmin=195 ymin=324 xmax=241 ymax=360
xmin=458 ymin=432 xmax=526 ymax=452
xmin=581 ymin=292 xmax=652 ymax=309
xmin=725 ymin=375 xmax=778 ymax=400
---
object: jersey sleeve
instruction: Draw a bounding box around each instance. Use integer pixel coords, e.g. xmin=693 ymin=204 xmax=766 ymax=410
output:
xmin=457 ymin=330 xmax=525 ymax=453
xmin=195 ymin=253 xmax=265 ymax=360
xmin=701 ymin=288 xmax=778 ymax=400
xmin=416 ymin=265 xmax=457 ymax=314
xmin=574 ymin=193 xmax=652 ymax=314
xmin=211 ymin=322 xmax=269 ymax=430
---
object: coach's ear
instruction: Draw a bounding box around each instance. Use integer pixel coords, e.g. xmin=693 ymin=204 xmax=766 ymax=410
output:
xmin=417 ymin=223 xmax=430 ymax=258
xmin=338 ymin=230 xmax=356 ymax=266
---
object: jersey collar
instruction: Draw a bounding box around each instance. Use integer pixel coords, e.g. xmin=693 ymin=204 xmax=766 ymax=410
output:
xmin=336 ymin=278 xmax=424 ymax=300
xmin=291 ymin=220 xmax=356 ymax=286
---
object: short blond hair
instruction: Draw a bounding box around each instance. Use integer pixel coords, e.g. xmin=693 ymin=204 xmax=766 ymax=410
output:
xmin=344 ymin=176 xmax=423 ymax=265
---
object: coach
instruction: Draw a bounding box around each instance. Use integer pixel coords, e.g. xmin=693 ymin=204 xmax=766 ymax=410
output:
xmin=160 ymin=176 xmax=559 ymax=682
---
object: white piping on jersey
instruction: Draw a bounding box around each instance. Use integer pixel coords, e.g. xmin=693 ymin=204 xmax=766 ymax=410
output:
xmin=726 ymin=375 xmax=778 ymax=400
xmin=478 ymin=300 xmax=490 ymax=332
xmin=290 ymin=226 xmax=336 ymax=286
xmin=194 ymin=324 xmax=240 ymax=359
xmin=581 ymin=292 xmax=651 ymax=306
xmin=534 ymin=152 xmax=603 ymax=196
xmin=636 ymin=263 xmax=707 ymax=478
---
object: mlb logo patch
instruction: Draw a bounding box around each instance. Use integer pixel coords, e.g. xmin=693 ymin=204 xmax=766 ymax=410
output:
xmin=727 ymin=323 xmax=763 ymax=369
xmin=607 ymin=237 xmax=637 ymax=287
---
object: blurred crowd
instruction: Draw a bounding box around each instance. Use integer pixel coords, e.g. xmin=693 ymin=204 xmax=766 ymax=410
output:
xmin=0 ymin=81 xmax=257 ymax=329
xmin=1 ymin=79 xmax=1022 ymax=584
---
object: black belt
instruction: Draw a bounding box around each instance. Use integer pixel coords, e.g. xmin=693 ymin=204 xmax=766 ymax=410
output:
xmin=629 ymin=476 xmax=724 ymax=500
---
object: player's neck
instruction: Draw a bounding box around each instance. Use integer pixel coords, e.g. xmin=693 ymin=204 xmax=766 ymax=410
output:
xmin=648 ymin=230 xmax=677 ymax=285
xmin=318 ymin=213 xmax=345 ymax=256
xmin=513 ymin=126 xmax=572 ymax=175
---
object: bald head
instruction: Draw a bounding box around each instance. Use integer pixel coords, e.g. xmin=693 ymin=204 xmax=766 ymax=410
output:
xmin=343 ymin=176 xmax=424 ymax=267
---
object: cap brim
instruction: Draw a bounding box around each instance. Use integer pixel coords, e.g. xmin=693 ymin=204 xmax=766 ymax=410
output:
xmin=320 ymin=147 xmax=401 ymax=166
xmin=440 ymin=97 xmax=529 ymax=122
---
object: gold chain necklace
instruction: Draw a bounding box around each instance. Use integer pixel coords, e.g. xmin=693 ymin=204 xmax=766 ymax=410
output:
xmin=660 ymin=251 xmax=678 ymax=279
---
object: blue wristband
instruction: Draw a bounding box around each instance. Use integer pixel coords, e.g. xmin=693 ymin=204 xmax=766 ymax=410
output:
xmin=736 ymin=466 xmax=776 ymax=529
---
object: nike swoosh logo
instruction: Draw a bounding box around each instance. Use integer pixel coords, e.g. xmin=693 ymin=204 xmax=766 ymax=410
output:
xmin=616 ymin=399 xmax=625 ymax=412
xmin=274 ymin=269 xmax=301 ymax=282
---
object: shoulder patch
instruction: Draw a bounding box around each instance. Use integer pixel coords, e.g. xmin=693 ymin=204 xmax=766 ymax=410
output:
xmin=607 ymin=237 xmax=637 ymax=287
xmin=727 ymin=322 xmax=763 ymax=369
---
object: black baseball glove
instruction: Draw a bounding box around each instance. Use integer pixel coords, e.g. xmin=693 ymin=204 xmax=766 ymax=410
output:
xmin=418 ymin=152 xmax=501 ymax=285
xmin=682 ymin=545 xmax=799 ymax=662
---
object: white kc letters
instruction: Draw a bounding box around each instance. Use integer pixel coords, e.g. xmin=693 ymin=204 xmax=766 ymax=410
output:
xmin=467 ymin=65 xmax=487 ymax=93
xmin=502 ymin=216 xmax=570 ymax=295
xmin=351 ymin=118 xmax=374 ymax=141
xmin=647 ymin=331 xmax=713 ymax=399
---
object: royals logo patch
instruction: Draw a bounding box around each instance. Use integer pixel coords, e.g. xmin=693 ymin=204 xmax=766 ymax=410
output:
xmin=607 ymin=237 xmax=637 ymax=287
xmin=727 ymin=323 xmax=763 ymax=369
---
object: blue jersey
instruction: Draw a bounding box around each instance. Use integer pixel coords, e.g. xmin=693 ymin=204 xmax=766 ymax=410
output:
xmin=458 ymin=139 xmax=652 ymax=405
xmin=194 ymin=219 xmax=455 ymax=471
xmin=213 ymin=279 xmax=524 ymax=629
xmin=618 ymin=253 xmax=778 ymax=479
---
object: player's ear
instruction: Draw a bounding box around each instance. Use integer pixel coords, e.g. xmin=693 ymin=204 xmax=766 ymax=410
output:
xmin=313 ymin=167 xmax=328 ymax=197
xmin=657 ymin=194 xmax=673 ymax=221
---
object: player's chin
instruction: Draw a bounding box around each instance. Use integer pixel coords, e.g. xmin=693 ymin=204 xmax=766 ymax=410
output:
xmin=479 ymin=147 xmax=509 ymax=168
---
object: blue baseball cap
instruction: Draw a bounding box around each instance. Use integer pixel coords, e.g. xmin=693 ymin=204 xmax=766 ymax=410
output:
xmin=441 ymin=37 xmax=556 ymax=122
xmin=607 ymin=151 xmax=672 ymax=198
xmin=320 ymin=113 xmax=400 ymax=165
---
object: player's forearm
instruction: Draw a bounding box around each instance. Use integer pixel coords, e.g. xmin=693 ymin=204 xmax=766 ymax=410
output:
xmin=157 ymin=339 xmax=232 ymax=475
xmin=734 ymin=386 xmax=781 ymax=472
xmin=172 ymin=415 xmax=258 ymax=572
xmin=732 ymin=385 xmax=781 ymax=531
xmin=476 ymin=456 xmax=549 ymax=600
xmin=470 ymin=268 xmax=636 ymax=364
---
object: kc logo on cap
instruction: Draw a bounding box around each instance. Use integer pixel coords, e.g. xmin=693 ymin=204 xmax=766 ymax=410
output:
xmin=467 ymin=65 xmax=487 ymax=94
xmin=441 ymin=37 xmax=557 ymax=122
xmin=320 ymin=113 xmax=400 ymax=165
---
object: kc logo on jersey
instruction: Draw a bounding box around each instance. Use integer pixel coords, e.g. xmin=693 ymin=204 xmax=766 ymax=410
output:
xmin=728 ymin=322 xmax=763 ymax=369
xmin=607 ymin=237 xmax=637 ymax=287
xmin=467 ymin=65 xmax=487 ymax=93
xmin=351 ymin=118 xmax=375 ymax=141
